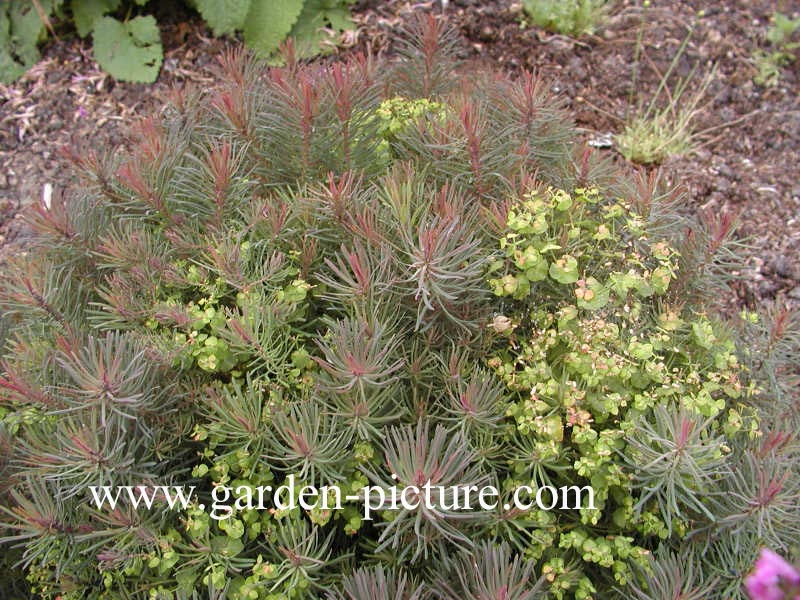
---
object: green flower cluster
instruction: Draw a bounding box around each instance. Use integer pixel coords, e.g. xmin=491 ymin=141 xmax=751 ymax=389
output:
xmin=486 ymin=186 xmax=760 ymax=596
xmin=371 ymin=96 xmax=447 ymax=163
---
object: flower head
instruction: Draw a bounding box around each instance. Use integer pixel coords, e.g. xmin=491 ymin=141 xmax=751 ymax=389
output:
xmin=745 ymin=549 xmax=800 ymax=600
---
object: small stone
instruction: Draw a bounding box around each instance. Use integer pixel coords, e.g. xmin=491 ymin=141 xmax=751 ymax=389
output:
xmin=694 ymin=148 xmax=711 ymax=161
xmin=768 ymin=255 xmax=796 ymax=279
xmin=46 ymin=118 xmax=64 ymax=133
xmin=0 ymin=173 xmax=7 ymax=189
xmin=567 ymin=57 xmax=587 ymax=80
xmin=788 ymin=286 xmax=800 ymax=300
xmin=759 ymin=280 xmax=781 ymax=297
xmin=717 ymin=163 xmax=739 ymax=180
xmin=478 ymin=25 xmax=496 ymax=42
xmin=715 ymin=179 xmax=731 ymax=194
xmin=719 ymin=107 xmax=736 ymax=122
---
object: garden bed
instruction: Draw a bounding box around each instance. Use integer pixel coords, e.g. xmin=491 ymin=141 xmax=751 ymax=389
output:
xmin=0 ymin=2 xmax=798 ymax=598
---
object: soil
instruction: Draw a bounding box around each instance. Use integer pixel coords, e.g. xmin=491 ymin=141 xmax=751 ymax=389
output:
xmin=1 ymin=0 xmax=799 ymax=307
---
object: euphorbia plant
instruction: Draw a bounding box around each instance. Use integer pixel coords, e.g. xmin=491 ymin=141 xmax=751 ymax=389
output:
xmin=0 ymin=15 xmax=797 ymax=600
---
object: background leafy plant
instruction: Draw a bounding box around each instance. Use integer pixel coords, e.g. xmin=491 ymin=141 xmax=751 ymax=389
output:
xmin=753 ymin=12 xmax=800 ymax=87
xmin=1 ymin=0 xmax=64 ymax=82
xmin=0 ymin=0 xmax=355 ymax=84
xmin=521 ymin=0 xmax=609 ymax=37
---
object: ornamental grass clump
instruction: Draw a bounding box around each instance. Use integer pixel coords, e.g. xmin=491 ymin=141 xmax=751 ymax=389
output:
xmin=0 ymin=15 xmax=798 ymax=600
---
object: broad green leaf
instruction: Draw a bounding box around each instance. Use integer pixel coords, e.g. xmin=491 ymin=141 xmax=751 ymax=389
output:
xmin=288 ymin=0 xmax=354 ymax=58
xmin=92 ymin=15 xmax=162 ymax=83
xmin=0 ymin=10 xmax=26 ymax=83
xmin=71 ymin=0 xmax=121 ymax=37
xmin=316 ymin=0 xmax=353 ymax=31
xmin=195 ymin=0 xmax=250 ymax=36
xmin=211 ymin=535 xmax=245 ymax=557
xmin=628 ymin=340 xmax=654 ymax=361
xmin=175 ymin=568 xmax=199 ymax=592
xmin=768 ymin=13 xmax=800 ymax=45
xmin=515 ymin=245 xmax=548 ymax=282
xmin=8 ymin=0 xmax=62 ymax=67
xmin=576 ymin=277 xmax=609 ymax=311
xmin=650 ymin=266 xmax=672 ymax=294
xmin=243 ymin=0 xmax=304 ymax=56
xmin=691 ymin=321 xmax=716 ymax=350
xmin=549 ymin=254 xmax=579 ymax=284
xmin=0 ymin=50 xmax=25 ymax=83
xmin=525 ymin=261 xmax=548 ymax=282
xmin=608 ymin=269 xmax=640 ymax=296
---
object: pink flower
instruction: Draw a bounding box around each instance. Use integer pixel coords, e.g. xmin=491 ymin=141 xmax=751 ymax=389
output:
xmin=745 ymin=549 xmax=800 ymax=600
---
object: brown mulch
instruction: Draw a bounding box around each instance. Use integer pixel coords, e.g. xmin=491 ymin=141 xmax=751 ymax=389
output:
xmin=1 ymin=0 xmax=799 ymax=306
